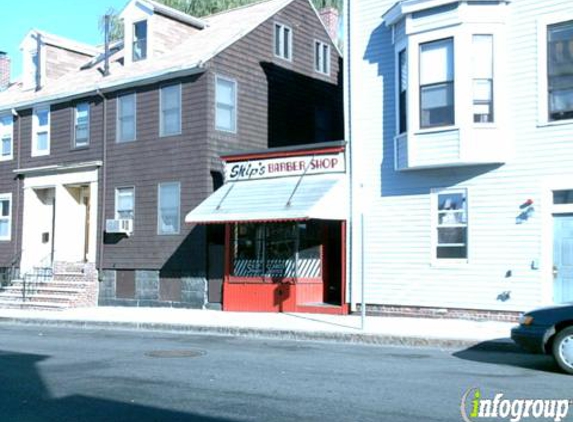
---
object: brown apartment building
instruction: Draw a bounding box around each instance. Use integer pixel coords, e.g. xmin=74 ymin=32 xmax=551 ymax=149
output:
xmin=0 ymin=0 xmax=343 ymax=309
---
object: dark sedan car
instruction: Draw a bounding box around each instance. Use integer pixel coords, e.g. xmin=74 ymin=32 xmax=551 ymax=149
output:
xmin=511 ymin=303 xmax=573 ymax=374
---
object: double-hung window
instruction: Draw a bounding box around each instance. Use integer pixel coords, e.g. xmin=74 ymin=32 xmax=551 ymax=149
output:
xmin=0 ymin=114 xmax=13 ymax=160
xmin=32 ymin=106 xmax=50 ymax=156
xmin=117 ymin=93 xmax=136 ymax=142
xmin=314 ymin=41 xmax=330 ymax=75
xmin=160 ymin=84 xmax=181 ymax=136
xmin=0 ymin=194 xmax=11 ymax=241
xmin=215 ymin=76 xmax=237 ymax=133
xmin=133 ymin=20 xmax=147 ymax=62
xmin=398 ymin=49 xmax=408 ymax=133
xmin=419 ymin=38 xmax=454 ymax=128
xmin=472 ymin=35 xmax=494 ymax=123
xmin=115 ymin=187 xmax=134 ymax=220
xmin=158 ymin=182 xmax=180 ymax=235
xmin=435 ymin=189 xmax=468 ymax=260
xmin=547 ymin=20 xmax=573 ymax=121
xmin=74 ymin=103 xmax=90 ymax=148
xmin=274 ymin=23 xmax=292 ymax=60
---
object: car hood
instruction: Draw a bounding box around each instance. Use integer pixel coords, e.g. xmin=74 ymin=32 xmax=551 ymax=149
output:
xmin=525 ymin=303 xmax=573 ymax=325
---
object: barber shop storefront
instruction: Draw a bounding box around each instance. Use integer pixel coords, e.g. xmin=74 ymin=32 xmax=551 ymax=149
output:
xmin=185 ymin=142 xmax=348 ymax=314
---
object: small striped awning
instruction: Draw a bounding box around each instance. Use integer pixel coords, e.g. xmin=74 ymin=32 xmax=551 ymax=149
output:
xmin=185 ymin=174 xmax=347 ymax=224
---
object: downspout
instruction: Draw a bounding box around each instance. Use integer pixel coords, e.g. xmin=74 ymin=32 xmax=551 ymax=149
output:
xmin=96 ymin=89 xmax=107 ymax=280
xmin=344 ymin=0 xmax=366 ymax=328
xmin=12 ymin=108 xmax=21 ymax=265
xmin=344 ymin=0 xmax=358 ymax=321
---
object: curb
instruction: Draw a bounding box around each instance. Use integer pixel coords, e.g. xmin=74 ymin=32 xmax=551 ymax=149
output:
xmin=0 ymin=316 xmax=489 ymax=349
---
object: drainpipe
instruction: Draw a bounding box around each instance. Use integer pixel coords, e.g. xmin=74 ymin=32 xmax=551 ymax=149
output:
xmin=12 ymin=108 xmax=20 ymax=267
xmin=96 ymin=89 xmax=107 ymax=280
xmin=344 ymin=0 xmax=363 ymax=327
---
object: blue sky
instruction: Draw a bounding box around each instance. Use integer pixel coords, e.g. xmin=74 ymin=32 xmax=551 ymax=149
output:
xmin=1 ymin=0 xmax=128 ymax=78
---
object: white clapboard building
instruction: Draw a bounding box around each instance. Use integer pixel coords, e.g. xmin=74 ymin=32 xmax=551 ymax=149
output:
xmin=345 ymin=0 xmax=573 ymax=320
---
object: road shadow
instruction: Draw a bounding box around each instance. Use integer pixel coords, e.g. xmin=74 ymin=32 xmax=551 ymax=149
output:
xmin=452 ymin=338 xmax=563 ymax=374
xmin=0 ymin=349 xmax=244 ymax=422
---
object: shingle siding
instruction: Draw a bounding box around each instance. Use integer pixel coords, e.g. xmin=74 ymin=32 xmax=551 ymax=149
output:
xmin=0 ymin=0 xmax=343 ymax=308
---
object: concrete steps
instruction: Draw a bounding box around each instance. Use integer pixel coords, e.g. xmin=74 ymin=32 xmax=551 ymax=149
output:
xmin=0 ymin=263 xmax=98 ymax=310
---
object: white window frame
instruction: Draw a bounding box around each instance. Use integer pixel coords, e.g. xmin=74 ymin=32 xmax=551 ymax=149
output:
xmin=0 ymin=193 xmax=12 ymax=241
xmin=157 ymin=182 xmax=181 ymax=235
xmin=419 ymin=37 xmax=455 ymax=129
xmin=0 ymin=113 xmax=13 ymax=161
xmin=274 ymin=23 xmax=292 ymax=61
xmin=472 ymin=34 xmax=494 ymax=124
xmin=32 ymin=105 xmax=50 ymax=157
xmin=132 ymin=20 xmax=148 ymax=62
xmin=431 ymin=187 xmax=469 ymax=265
xmin=116 ymin=93 xmax=137 ymax=143
xmin=73 ymin=102 xmax=90 ymax=149
xmin=314 ymin=40 xmax=331 ymax=75
xmin=537 ymin=13 xmax=573 ymax=126
xmin=160 ymin=84 xmax=182 ymax=137
xmin=215 ymin=75 xmax=237 ymax=133
xmin=396 ymin=42 xmax=408 ymax=135
xmin=115 ymin=187 xmax=135 ymax=221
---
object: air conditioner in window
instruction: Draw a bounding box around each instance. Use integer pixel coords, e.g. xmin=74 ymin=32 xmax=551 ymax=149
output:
xmin=106 ymin=219 xmax=133 ymax=236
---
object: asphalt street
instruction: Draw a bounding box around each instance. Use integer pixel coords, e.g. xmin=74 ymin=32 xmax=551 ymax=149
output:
xmin=0 ymin=324 xmax=570 ymax=422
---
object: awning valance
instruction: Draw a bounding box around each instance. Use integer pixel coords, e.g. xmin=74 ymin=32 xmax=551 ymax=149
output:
xmin=185 ymin=174 xmax=347 ymax=224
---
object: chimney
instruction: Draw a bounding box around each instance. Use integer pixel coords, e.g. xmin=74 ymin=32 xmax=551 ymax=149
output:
xmin=319 ymin=7 xmax=339 ymax=43
xmin=0 ymin=52 xmax=10 ymax=91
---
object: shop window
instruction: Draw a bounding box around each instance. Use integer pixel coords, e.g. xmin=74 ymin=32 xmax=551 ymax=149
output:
xmin=435 ymin=189 xmax=468 ymax=260
xmin=232 ymin=222 xmax=321 ymax=279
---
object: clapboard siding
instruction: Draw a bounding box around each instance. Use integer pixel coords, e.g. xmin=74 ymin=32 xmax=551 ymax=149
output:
xmin=102 ymin=73 xmax=210 ymax=271
xmin=349 ymin=0 xmax=573 ymax=312
xmin=0 ymin=126 xmax=18 ymax=266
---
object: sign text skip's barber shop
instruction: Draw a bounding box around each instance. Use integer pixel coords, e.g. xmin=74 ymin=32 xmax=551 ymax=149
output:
xmin=225 ymin=152 xmax=345 ymax=182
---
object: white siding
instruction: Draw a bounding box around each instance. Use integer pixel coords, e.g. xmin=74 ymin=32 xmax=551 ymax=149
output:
xmin=347 ymin=0 xmax=573 ymax=312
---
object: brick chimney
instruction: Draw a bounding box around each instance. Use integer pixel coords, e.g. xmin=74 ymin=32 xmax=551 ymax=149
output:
xmin=319 ymin=7 xmax=339 ymax=42
xmin=0 ymin=52 xmax=10 ymax=91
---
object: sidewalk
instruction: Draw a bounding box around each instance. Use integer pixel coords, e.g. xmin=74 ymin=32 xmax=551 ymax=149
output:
xmin=0 ymin=306 xmax=516 ymax=348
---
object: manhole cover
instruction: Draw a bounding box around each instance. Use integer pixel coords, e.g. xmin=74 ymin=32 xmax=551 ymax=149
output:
xmin=145 ymin=349 xmax=206 ymax=358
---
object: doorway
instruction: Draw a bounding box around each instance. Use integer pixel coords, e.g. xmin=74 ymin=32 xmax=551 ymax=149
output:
xmin=33 ymin=187 xmax=56 ymax=267
xmin=554 ymin=215 xmax=573 ymax=303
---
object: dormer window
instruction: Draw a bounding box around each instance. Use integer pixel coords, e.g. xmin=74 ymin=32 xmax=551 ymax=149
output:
xmin=133 ymin=20 xmax=147 ymax=62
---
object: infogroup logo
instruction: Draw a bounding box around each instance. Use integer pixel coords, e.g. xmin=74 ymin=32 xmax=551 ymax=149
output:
xmin=461 ymin=388 xmax=572 ymax=422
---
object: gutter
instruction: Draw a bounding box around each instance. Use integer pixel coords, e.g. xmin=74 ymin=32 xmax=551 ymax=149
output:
xmin=96 ymin=89 xmax=107 ymax=280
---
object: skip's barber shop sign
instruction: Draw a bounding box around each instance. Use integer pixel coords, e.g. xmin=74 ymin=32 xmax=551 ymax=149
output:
xmin=225 ymin=152 xmax=345 ymax=182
